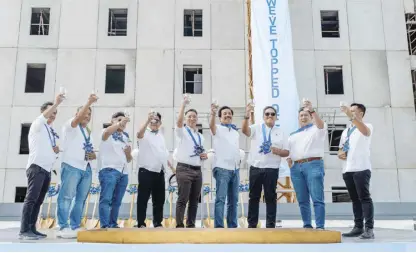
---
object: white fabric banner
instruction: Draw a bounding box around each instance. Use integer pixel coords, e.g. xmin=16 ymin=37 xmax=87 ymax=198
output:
xmin=251 ymin=0 xmax=299 ymax=177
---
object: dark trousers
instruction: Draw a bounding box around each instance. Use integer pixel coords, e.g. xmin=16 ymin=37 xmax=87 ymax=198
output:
xmin=137 ymin=168 xmax=165 ymax=227
xmin=247 ymin=166 xmax=279 ymax=228
xmin=175 ymin=163 xmax=202 ymax=228
xmin=20 ymin=164 xmax=51 ymax=233
xmin=343 ymin=169 xmax=374 ymax=229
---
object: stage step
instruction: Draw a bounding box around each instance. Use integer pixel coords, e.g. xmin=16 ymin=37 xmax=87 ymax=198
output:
xmin=77 ymin=228 xmax=342 ymax=244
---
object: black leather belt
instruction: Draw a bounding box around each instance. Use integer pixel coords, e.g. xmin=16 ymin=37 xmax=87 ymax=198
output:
xmin=177 ymin=162 xmax=201 ymax=170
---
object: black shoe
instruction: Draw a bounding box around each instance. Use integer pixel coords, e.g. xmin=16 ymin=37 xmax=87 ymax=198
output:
xmin=19 ymin=231 xmax=39 ymax=240
xmin=176 ymin=224 xmax=185 ymax=228
xmin=359 ymin=228 xmax=375 ymax=239
xmin=32 ymin=229 xmax=47 ymax=238
xmin=342 ymin=227 xmax=364 ymax=237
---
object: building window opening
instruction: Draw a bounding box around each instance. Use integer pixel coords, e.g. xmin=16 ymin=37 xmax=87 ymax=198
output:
xmin=324 ymin=66 xmax=344 ymax=95
xmin=184 ymin=9 xmax=203 ymax=37
xmin=183 ymin=66 xmax=202 ymax=94
xmin=30 ymin=8 xmax=50 ymax=36
xmin=108 ymin=9 xmax=128 ymax=36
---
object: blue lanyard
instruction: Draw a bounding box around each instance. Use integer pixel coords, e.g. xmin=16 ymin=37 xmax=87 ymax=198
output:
xmin=79 ymin=124 xmax=90 ymax=143
xmin=347 ymin=126 xmax=357 ymax=137
xmin=44 ymin=124 xmax=56 ymax=147
xmin=342 ymin=126 xmax=357 ymax=152
xmin=290 ymin=123 xmax=313 ymax=136
xmin=79 ymin=124 xmax=93 ymax=153
xmin=259 ymin=124 xmax=272 ymax=154
xmin=185 ymin=126 xmax=204 ymax=157
xmin=185 ymin=126 xmax=201 ymax=147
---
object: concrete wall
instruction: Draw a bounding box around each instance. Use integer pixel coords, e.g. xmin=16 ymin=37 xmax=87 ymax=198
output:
xmin=0 ymin=0 xmax=415 ymax=205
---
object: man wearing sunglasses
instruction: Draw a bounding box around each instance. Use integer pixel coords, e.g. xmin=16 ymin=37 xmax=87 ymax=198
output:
xmin=242 ymin=105 xmax=289 ymax=228
xmin=286 ymin=100 xmax=326 ymax=230
xmin=136 ymin=111 xmax=170 ymax=228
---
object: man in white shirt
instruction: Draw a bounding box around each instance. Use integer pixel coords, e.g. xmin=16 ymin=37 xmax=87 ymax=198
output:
xmin=136 ymin=111 xmax=170 ymax=228
xmin=19 ymin=94 xmax=64 ymax=240
xmin=174 ymin=96 xmax=208 ymax=228
xmin=57 ymin=94 xmax=98 ymax=238
xmin=242 ymin=104 xmax=289 ymax=228
xmin=338 ymin=103 xmax=374 ymax=239
xmin=287 ymin=100 xmax=326 ymax=230
xmin=209 ymin=104 xmax=241 ymax=228
xmin=98 ymin=112 xmax=132 ymax=228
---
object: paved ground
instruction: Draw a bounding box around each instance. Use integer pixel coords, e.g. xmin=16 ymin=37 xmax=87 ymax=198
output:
xmin=0 ymin=220 xmax=415 ymax=252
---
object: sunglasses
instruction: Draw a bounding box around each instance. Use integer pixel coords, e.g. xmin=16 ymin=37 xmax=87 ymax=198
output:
xmin=264 ymin=112 xmax=276 ymax=117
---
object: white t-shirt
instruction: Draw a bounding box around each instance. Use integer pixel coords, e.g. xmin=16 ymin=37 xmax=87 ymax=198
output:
xmin=247 ymin=123 xmax=289 ymax=169
xmin=339 ymin=123 xmax=373 ymax=173
xmin=211 ymin=124 xmax=240 ymax=170
xmin=61 ymin=117 xmax=94 ymax=170
xmin=137 ymin=129 xmax=169 ymax=173
xmin=26 ymin=114 xmax=58 ymax=172
xmin=174 ymin=126 xmax=205 ymax=166
xmin=99 ymin=129 xmax=131 ymax=174
xmin=288 ymin=123 xmax=327 ymax=161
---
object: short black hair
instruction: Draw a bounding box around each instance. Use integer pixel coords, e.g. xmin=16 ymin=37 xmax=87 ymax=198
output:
xmin=218 ymin=106 xmax=234 ymax=118
xmin=298 ymin=107 xmax=312 ymax=114
xmin=350 ymin=103 xmax=366 ymax=116
xmin=112 ymin=112 xmax=125 ymax=119
xmin=185 ymin=109 xmax=198 ymax=115
xmin=40 ymin=102 xmax=53 ymax=113
xmin=154 ymin=112 xmax=162 ymax=121
xmin=263 ymin=106 xmax=277 ymax=115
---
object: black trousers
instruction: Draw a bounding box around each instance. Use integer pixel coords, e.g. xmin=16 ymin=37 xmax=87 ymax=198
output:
xmin=342 ymin=169 xmax=374 ymax=229
xmin=20 ymin=164 xmax=51 ymax=233
xmin=247 ymin=166 xmax=279 ymax=228
xmin=137 ymin=168 xmax=165 ymax=227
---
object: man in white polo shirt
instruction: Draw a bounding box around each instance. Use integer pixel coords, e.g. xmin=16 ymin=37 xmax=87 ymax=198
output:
xmin=136 ymin=111 xmax=170 ymax=228
xmin=287 ymin=99 xmax=326 ymax=230
xmin=242 ymin=104 xmax=289 ymax=228
xmin=338 ymin=103 xmax=374 ymax=239
xmin=57 ymin=93 xmax=98 ymax=238
xmin=98 ymin=112 xmax=132 ymax=228
xmin=209 ymin=103 xmax=240 ymax=228
xmin=19 ymin=93 xmax=64 ymax=240
xmin=174 ymin=95 xmax=208 ymax=228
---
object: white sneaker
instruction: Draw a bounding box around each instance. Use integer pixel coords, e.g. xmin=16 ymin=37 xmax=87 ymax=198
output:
xmin=57 ymin=228 xmax=77 ymax=239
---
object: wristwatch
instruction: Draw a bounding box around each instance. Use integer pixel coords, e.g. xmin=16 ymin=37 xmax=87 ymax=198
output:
xmin=244 ymin=116 xmax=250 ymax=120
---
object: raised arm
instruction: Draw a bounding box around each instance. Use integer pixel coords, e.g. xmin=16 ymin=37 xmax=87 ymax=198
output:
xmin=341 ymin=106 xmax=371 ymax=137
xmin=102 ymin=117 xmax=129 ymax=141
xmin=209 ymin=103 xmax=218 ymax=135
xmin=303 ymin=100 xmax=324 ymax=129
xmin=71 ymin=94 xmax=98 ymax=128
xmin=137 ymin=112 xmax=153 ymax=139
xmin=242 ymin=103 xmax=253 ymax=137
xmin=176 ymin=96 xmax=188 ymax=128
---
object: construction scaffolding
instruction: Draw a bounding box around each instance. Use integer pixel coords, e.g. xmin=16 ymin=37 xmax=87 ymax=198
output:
xmin=406 ymin=13 xmax=416 ymax=55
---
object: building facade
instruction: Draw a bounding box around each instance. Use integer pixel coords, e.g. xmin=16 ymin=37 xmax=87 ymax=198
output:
xmin=0 ymin=0 xmax=415 ymax=205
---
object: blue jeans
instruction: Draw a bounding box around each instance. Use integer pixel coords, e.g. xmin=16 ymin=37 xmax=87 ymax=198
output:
xmin=57 ymin=162 xmax=92 ymax=230
xmin=290 ymin=159 xmax=325 ymax=229
xmin=98 ymin=168 xmax=128 ymax=228
xmin=213 ymin=167 xmax=239 ymax=228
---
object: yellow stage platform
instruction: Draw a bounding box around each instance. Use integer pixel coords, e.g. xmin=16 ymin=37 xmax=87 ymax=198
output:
xmin=77 ymin=228 xmax=342 ymax=244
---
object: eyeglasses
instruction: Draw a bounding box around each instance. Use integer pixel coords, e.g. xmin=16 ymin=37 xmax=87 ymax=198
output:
xmin=264 ymin=112 xmax=276 ymax=117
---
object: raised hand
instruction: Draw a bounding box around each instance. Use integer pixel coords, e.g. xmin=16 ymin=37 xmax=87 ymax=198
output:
xmin=88 ymin=94 xmax=99 ymax=104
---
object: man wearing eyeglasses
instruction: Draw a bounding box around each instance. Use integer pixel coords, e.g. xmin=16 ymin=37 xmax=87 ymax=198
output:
xmin=136 ymin=111 xmax=170 ymax=228
xmin=242 ymin=105 xmax=289 ymax=228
